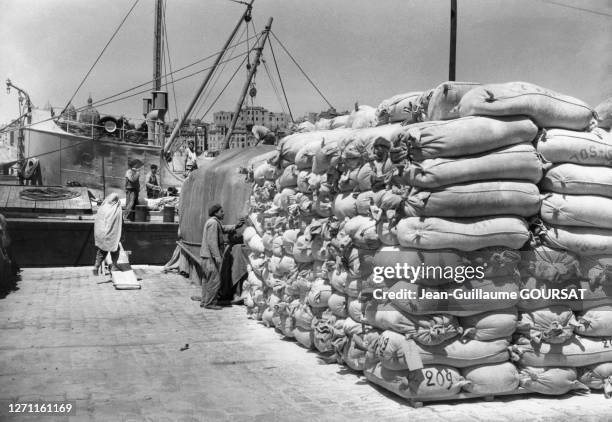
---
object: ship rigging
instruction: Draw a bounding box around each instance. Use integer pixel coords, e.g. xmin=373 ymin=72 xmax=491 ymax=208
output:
xmin=0 ymin=0 xmax=334 ymax=199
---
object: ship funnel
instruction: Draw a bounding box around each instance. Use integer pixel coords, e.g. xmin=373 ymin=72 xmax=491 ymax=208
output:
xmin=152 ymin=91 xmax=168 ymax=111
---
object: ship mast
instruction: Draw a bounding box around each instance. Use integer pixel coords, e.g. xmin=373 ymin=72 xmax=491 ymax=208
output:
xmin=162 ymin=0 xmax=254 ymax=158
xmin=146 ymin=0 xmax=167 ymax=147
xmin=153 ymin=0 xmax=163 ymax=91
xmin=223 ymin=17 xmax=273 ymax=150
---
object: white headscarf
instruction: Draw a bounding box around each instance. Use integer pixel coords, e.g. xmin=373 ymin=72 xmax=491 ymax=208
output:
xmin=94 ymin=193 xmax=122 ymax=251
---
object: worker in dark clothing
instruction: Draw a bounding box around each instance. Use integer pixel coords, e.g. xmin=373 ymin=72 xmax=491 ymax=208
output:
xmin=145 ymin=164 xmax=162 ymax=199
xmin=217 ymin=231 xmax=246 ymax=305
xmin=191 ymin=204 xmax=245 ymax=310
xmin=124 ymin=160 xmax=141 ymax=221
xmin=251 ymin=125 xmax=276 ymax=145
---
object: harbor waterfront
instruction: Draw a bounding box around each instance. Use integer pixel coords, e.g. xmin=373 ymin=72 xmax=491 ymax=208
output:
xmin=2 ymin=0 xmax=612 ymax=419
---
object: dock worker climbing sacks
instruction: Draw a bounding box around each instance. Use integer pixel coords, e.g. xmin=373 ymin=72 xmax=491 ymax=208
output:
xmin=252 ymin=125 xmax=276 ymax=145
xmin=93 ymin=193 xmax=123 ymax=276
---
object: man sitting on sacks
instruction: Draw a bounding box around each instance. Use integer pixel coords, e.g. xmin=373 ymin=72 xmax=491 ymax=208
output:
xmin=371 ymin=136 xmax=393 ymax=192
xmin=251 ymin=125 xmax=276 ymax=145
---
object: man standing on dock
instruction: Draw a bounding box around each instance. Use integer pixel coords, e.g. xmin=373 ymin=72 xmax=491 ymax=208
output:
xmin=193 ymin=204 xmax=245 ymax=310
xmin=184 ymin=141 xmax=198 ymax=178
xmin=145 ymin=164 xmax=162 ymax=199
xmin=124 ymin=160 xmax=141 ymax=221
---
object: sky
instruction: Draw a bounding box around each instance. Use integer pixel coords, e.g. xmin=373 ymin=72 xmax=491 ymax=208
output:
xmin=0 ymin=0 xmax=610 ymax=125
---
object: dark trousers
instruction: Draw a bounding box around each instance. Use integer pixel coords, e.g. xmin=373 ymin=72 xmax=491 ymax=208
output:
xmin=94 ymin=247 xmax=119 ymax=268
xmin=124 ymin=190 xmax=138 ymax=221
xmin=218 ymin=246 xmax=243 ymax=301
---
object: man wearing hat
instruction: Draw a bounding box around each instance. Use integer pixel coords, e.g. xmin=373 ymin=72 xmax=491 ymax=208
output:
xmin=124 ymin=159 xmax=142 ymax=221
xmin=145 ymin=164 xmax=162 ymax=199
xmin=194 ymin=204 xmax=246 ymax=310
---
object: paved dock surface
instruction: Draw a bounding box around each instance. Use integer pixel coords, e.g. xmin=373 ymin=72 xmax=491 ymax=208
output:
xmin=0 ymin=267 xmax=611 ymax=422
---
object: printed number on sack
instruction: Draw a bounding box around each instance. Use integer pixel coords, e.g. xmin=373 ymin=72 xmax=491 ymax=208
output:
xmin=424 ymin=368 xmax=454 ymax=390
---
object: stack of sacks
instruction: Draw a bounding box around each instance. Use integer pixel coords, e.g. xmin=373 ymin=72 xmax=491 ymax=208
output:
xmin=595 ymin=97 xmax=612 ymax=132
xmin=242 ymin=226 xmax=269 ymax=320
xmin=526 ymin=116 xmax=612 ymax=397
xmin=455 ymin=81 xmax=611 ymax=397
xmin=241 ymin=82 xmax=610 ymax=403
xmin=347 ymin=105 xmax=378 ymax=129
xmin=348 ymin=112 xmax=545 ymax=400
xmin=418 ymin=81 xmax=481 ymax=121
xmin=326 ymin=123 xmax=413 ymax=370
xmin=295 ymin=120 xmax=316 ymax=133
xmin=360 ymin=83 xmax=570 ymax=401
xmin=327 ymin=227 xmax=378 ymax=371
xmin=384 ymin=114 xmax=540 ymax=306
xmin=315 ymin=118 xmax=333 ymax=131
xmin=244 ymin=122 xmax=406 ymax=367
xmin=375 ymin=92 xmax=423 ymax=125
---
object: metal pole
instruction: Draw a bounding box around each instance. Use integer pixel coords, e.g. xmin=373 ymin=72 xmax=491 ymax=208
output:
xmin=163 ymin=0 xmax=254 ymax=156
xmin=449 ymin=0 xmax=457 ymax=81
xmin=223 ymin=17 xmax=273 ymax=150
xmin=102 ymin=154 xmax=106 ymax=199
xmin=153 ymin=0 xmax=164 ymax=91
xmin=6 ymin=79 xmax=32 ymax=168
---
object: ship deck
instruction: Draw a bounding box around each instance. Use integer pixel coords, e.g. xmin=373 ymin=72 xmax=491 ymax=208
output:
xmin=0 ymin=185 xmax=92 ymax=215
xmin=1 ymin=184 xmax=178 ymax=267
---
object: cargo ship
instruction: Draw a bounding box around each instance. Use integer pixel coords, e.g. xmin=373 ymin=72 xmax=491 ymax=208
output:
xmin=0 ymin=0 xmax=260 ymax=267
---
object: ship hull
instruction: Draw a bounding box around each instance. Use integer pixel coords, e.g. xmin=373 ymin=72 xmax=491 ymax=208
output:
xmin=24 ymin=126 xmax=170 ymax=198
xmin=7 ymin=217 xmax=177 ymax=267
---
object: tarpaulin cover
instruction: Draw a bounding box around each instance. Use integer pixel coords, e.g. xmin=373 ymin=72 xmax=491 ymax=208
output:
xmin=179 ymin=146 xmax=275 ymax=247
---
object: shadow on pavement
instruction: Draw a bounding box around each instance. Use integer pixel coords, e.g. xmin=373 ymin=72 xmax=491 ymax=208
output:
xmin=0 ymin=269 xmax=20 ymax=299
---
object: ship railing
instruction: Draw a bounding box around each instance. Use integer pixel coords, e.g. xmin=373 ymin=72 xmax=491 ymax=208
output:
xmin=55 ymin=117 xmax=151 ymax=146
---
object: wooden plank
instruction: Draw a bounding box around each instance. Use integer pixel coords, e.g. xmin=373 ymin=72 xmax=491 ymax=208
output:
xmin=35 ymin=197 xmax=49 ymax=210
xmin=11 ymin=186 xmax=21 ymax=209
xmin=0 ymin=186 xmax=11 ymax=209
xmin=106 ymin=244 xmax=141 ymax=290
xmin=4 ymin=186 xmax=15 ymax=209
xmin=2 ymin=186 xmax=11 ymax=208
xmin=405 ymin=388 xmax=533 ymax=407
xmin=16 ymin=186 xmax=36 ymax=211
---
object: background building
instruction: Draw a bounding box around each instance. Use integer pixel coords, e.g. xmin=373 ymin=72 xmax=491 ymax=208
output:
xmin=166 ymin=119 xmax=208 ymax=153
xmin=209 ymin=106 xmax=290 ymax=151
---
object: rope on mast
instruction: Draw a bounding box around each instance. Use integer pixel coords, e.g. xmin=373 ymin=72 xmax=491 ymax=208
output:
xmin=197 ymin=27 xmax=264 ymax=122
xmin=193 ymin=25 xmax=249 ymax=121
xmin=261 ymin=56 xmax=288 ymax=117
xmin=270 ymin=30 xmax=335 ymax=111
xmin=1 ymin=51 xmax=254 ymax=134
xmin=267 ymin=36 xmax=294 ymax=123
xmin=163 ymin=0 xmax=179 ymax=119
xmin=60 ymin=0 xmax=141 ymax=115
xmin=198 ymin=49 xmax=250 ymax=121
